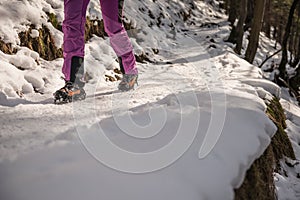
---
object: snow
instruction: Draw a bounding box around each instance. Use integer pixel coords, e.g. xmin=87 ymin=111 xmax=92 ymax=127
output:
xmin=0 ymin=0 xmax=300 ymax=200
xmin=0 ymin=88 xmax=277 ymax=200
xmin=0 ymin=0 xmax=45 ymax=43
xmin=30 ymin=29 xmax=39 ymax=38
xmin=275 ymin=92 xmax=300 ymax=199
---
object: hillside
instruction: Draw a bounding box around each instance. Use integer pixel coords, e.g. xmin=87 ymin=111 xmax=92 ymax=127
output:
xmin=0 ymin=0 xmax=300 ymax=199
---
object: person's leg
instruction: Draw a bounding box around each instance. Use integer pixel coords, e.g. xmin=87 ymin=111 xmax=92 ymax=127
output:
xmin=99 ymin=0 xmax=138 ymax=75
xmin=54 ymin=0 xmax=89 ymax=103
xmin=62 ymin=0 xmax=90 ymax=81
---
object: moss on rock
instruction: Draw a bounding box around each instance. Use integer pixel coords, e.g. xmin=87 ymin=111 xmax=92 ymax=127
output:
xmin=235 ymin=145 xmax=275 ymax=200
xmin=47 ymin=12 xmax=62 ymax=31
xmin=84 ymin=16 xmax=137 ymax=41
xmin=267 ymin=98 xmax=296 ymax=168
xmin=18 ymin=25 xmax=63 ymax=61
xmin=234 ymin=97 xmax=295 ymax=200
xmin=16 ymin=13 xmax=147 ymax=64
xmin=85 ymin=17 xmax=107 ymax=41
xmin=0 ymin=40 xmax=16 ymax=54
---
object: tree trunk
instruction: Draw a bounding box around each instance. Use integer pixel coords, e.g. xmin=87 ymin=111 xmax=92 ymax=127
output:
xmin=292 ymin=16 xmax=300 ymax=67
xmin=263 ymin=0 xmax=271 ymax=38
xmin=228 ymin=0 xmax=238 ymax=25
xmin=288 ymin=23 xmax=295 ymax=64
xmin=273 ymin=26 xmax=278 ymax=48
xmin=292 ymin=25 xmax=300 ymax=68
xmin=227 ymin=0 xmax=247 ymax=45
xmin=219 ymin=0 xmax=229 ymax=12
xmin=244 ymin=0 xmax=254 ymax=31
xmin=234 ymin=0 xmax=248 ymax=54
xmin=245 ymin=0 xmax=266 ymax=63
xmin=277 ymin=22 xmax=284 ymax=44
xmin=278 ymin=0 xmax=300 ymax=80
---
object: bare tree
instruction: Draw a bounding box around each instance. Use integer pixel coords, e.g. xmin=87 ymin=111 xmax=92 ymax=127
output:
xmin=227 ymin=0 xmax=247 ymax=46
xmin=278 ymin=0 xmax=300 ymax=80
xmin=228 ymin=0 xmax=238 ymax=25
xmin=234 ymin=0 xmax=248 ymax=54
xmin=245 ymin=0 xmax=266 ymax=63
xmin=262 ymin=0 xmax=272 ymax=38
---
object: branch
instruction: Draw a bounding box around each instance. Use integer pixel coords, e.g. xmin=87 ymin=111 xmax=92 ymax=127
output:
xmin=258 ymin=49 xmax=282 ymax=68
xmin=278 ymin=77 xmax=300 ymax=101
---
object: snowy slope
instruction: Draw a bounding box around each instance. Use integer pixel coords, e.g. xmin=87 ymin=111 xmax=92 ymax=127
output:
xmin=0 ymin=0 xmax=300 ymax=200
xmin=0 ymin=88 xmax=277 ymax=200
xmin=275 ymin=90 xmax=300 ymax=199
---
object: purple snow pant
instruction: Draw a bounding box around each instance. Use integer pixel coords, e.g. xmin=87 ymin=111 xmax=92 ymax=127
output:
xmin=62 ymin=0 xmax=137 ymax=81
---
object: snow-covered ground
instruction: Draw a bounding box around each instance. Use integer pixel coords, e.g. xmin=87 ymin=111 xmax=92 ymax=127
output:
xmin=0 ymin=0 xmax=300 ymax=200
xmin=275 ymin=90 xmax=300 ymax=199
